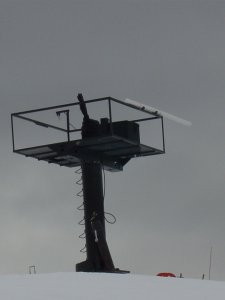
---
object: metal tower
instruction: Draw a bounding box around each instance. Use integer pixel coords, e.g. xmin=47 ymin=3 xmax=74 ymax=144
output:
xmin=11 ymin=94 xmax=165 ymax=272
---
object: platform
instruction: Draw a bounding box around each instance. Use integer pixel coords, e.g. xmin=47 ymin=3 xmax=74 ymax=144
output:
xmin=15 ymin=134 xmax=164 ymax=171
xmin=11 ymin=97 xmax=165 ymax=171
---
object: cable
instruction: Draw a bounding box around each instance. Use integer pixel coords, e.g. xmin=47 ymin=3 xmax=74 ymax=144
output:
xmin=75 ymin=164 xmax=117 ymax=255
xmin=102 ymin=164 xmax=106 ymax=200
xmin=101 ymin=165 xmax=117 ymax=225
xmin=69 ymin=122 xmax=77 ymax=130
xmin=75 ymin=167 xmax=86 ymax=254
xmin=104 ymin=212 xmax=117 ymax=224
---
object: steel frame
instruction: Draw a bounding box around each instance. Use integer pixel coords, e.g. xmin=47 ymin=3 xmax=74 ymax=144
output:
xmin=11 ymin=97 xmax=165 ymax=154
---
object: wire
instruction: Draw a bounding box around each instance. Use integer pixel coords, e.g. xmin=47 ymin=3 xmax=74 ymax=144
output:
xmin=75 ymin=167 xmax=86 ymax=254
xmin=75 ymin=164 xmax=117 ymax=256
xmin=104 ymin=212 xmax=117 ymax=224
xmin=80 ymin=244 xmax=87 ymax=253
xmin=69 ymin=122 xmax=77 ymax=130
xmin=101 ymin=165 xmax=117 ymax=225
xmin=102 ymin=164 xmax=106 ymax=200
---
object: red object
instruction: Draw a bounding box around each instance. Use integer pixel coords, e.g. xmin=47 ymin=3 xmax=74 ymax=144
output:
xmin=157 ymin=272 xmax=176 ymax=278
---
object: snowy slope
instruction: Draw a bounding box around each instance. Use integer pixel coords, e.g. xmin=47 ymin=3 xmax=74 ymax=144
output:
xmin=0 ymin=272 xmax=225 ymax=300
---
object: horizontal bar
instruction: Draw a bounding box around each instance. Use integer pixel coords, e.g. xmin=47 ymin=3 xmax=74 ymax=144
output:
xmin=11 ymin=97 xmax=110 ymax=116
xmin=14 ymin=115 xmax=68 ymax=132
xmin=70 ymin=128 xmax=82 ymax=133
xmin=11 ymin=102 xmax=78 ymax=116
xmin=80 ymin=97 xmax=110 ymax=104
xmin=132 ymin=116 xmax=161 ymax=123
xmin=109 ymin=97 xmax=158 ymax=117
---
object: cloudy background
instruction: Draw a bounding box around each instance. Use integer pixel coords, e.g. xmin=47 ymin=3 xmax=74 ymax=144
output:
xmin=1 ymin=0 xmax=225 ymax=280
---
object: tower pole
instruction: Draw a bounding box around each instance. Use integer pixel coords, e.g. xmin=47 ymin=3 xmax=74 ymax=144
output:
xmin=76 ymin=95 xmax=114 ymax=272
xmin=81 ymin=160 xmax=105 ymax=271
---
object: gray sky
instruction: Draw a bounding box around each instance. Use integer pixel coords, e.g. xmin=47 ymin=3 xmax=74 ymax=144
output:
xmin=1 ymin=0 xmax=225 ymax=280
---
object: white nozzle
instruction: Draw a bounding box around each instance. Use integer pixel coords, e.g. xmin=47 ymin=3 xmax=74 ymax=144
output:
xmin=125 ymin=98 xmax=192 ymax=127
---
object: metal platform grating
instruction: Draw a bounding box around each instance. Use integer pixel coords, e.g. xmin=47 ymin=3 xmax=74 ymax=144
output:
xmin=15 ymin=135 xmax=164 ymax=171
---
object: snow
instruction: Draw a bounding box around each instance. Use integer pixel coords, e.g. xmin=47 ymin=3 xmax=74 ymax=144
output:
xmin=0 ymin=272 xmax=225 ymax=300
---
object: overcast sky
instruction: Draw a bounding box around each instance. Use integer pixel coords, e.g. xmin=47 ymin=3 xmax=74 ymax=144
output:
xmin=1 ymin=0 xmax=225 ymax=280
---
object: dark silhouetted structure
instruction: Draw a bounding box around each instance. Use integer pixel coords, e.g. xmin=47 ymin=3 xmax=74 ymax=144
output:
xmin=11 ymin=94 xmax=165 ymax=272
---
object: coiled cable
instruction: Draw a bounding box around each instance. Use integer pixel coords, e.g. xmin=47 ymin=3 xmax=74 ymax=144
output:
xmin=75 ymin=167 xmax=86 ymax=253
xmin=75 ymin=164 xmax=117 ymax=255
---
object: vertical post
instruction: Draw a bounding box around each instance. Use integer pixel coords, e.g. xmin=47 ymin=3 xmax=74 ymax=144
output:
xmin=29 ymin=265 xmax=36 ymax=274
xmin=108 ymin=98 xmax=113 ymax=135
xmin=81 ymin=161 xmax=105 ymax=271
xmin=76 ymin=117 xmax=110 ymax=272
xmin=76 ymin=95 xmax=116 ymax=272
xmin=56 ymin=109 xmax=70 ymax=142
xmin=11 ymin=114 xmax=15 ymax=151
xmin=66 ymin=110 xmax=70 ymax=142
xmin=209 ymin=246 xmax=213 ymax=280
xmin=161 ymin=116 xmax=166 ymax=153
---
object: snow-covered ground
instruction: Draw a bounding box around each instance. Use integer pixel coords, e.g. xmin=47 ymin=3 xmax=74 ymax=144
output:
xmin=0 ymin=272 xmax=225 ymax=300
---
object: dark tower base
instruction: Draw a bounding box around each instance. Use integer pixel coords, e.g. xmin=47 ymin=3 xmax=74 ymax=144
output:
xmin=76 ymin=161 xmax=115 ymax=272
